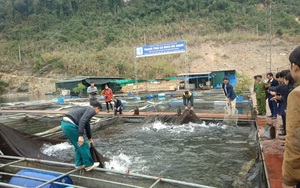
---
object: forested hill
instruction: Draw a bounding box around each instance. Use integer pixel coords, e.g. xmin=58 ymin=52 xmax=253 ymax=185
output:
xmin=0 ymin=0 xmax=300 ymax=80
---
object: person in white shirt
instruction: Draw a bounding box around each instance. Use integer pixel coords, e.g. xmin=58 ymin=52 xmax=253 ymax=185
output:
xmin=87 ymin=81 xmax=98 ymax=105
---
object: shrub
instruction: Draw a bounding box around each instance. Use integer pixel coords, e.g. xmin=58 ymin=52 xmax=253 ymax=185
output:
xmin=0 ymin=79 xmax=9 ymax=94
xmin=235 ymin=73 xmax=252 ymax=96
xmin=72 ymin=83 xmax=86 ymax=95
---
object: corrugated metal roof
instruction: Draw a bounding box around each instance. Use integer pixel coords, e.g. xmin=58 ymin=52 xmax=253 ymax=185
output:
xmin=177 ymin=72 xmax=211 ymax=76
xmin=56 ymin=77 xmax=124 ymax=84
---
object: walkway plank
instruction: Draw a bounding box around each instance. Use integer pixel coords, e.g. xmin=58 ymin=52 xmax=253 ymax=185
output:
xmin=0 ymin=109 xmax=252 ymax=119
xmin=256 ymin=116 xmax=284 ymax=188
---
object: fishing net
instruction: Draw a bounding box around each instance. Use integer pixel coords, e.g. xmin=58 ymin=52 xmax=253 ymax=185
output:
xmin=223 ymin=106 xmax=238 ymax=126
xmin=0 ymin=123 xmax=64 ymax=161
xmin=140 ymin=109 xmax=202 ymax=125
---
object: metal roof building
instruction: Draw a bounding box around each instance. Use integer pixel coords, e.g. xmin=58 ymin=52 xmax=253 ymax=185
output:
xmin=177 ymin=70 xmax=236 ymax=89
xmin=55 ymin=76 xmax=124 ymax=95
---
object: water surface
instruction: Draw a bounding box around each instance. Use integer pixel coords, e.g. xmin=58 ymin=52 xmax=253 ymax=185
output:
xmin=45 ymin=121 xmax=259 ymax=187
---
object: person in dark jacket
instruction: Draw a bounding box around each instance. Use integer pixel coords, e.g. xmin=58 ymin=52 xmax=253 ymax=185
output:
xmin=272 ymin=71 xmax=295 ymax=136
xmin=113 ymin=96 xmax=123 ymax=115
xmin=265 ymin=72 xmax=279 ymax=119
xmin=282 ymin=45 xmax=300 ymax=188
xmin=182 ymin=90 xmax=194 ymax=110
xmin=61 ymin=101 xmax=102 ymax=171
xmin=222 ymin=77 xmax=237 ymax=115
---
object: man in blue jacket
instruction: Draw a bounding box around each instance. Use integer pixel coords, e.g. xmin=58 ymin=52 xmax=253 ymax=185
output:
xmin=114 ymin=95 xmax=123 ymax=115
xmin=222 ymin=77 xmax=237 ymax=115
xmin=265 ymin=72 xmax=279 ymax=119
xmin=61 ymin=101 xmax=102 ymax=171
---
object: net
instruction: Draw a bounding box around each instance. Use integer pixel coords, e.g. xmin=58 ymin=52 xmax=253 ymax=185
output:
xmin=0 ymin=123 xmax=64 ymax=161
xmin=223 ymin=106 xmax=238 ymax=126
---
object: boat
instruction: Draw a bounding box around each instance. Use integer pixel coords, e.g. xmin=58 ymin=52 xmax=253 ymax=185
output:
xmin=0 ymin=155 xmax=213 ymax=188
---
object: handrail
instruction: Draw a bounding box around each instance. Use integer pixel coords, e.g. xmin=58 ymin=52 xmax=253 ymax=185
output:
xmin=0 ymin=171 xmax=85 ymax=188
xmin=35 ymin=168 xmax=78 ymax=188
xmin=0 ymin=158 xmax=25 ymax=168
xmin=257 ymin=128 xmax=271 ymax=188
xmin=0 ymin=155 xmax=215 ymax=188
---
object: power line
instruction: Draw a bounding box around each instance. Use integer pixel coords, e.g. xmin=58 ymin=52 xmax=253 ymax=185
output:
xmin=266 ymin=0 xmax=272 ymax=73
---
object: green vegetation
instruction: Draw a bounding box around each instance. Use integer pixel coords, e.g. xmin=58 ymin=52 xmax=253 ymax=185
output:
xmin=72 ymin=83 xmax=86 ymax=95
xmin=235 ymin=73 xmax=252 ymax=96
xmin=0 ymin=0 xmax=300 ymax=79
xmin=0 ymin=76 xmax=9 ymax=94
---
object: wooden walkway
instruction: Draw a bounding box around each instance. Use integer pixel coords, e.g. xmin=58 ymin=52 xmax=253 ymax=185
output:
xmin=0 ymin=109 xmax=253 ymax=119
xmin=256 ymin=116 xmax=284 ymax=188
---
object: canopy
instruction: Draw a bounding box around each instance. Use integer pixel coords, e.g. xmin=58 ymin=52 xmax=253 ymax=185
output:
xmin=110 ymin=79 xmax=146 ymax=85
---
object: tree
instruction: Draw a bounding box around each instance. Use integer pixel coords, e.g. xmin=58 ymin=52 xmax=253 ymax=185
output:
xmin=72 ymin=83 xmax=86 ymax=95
xmin=234 ymin=73 xmax=252 ymax=96
xmin=0 ymin=79 xmax=9 ymax=95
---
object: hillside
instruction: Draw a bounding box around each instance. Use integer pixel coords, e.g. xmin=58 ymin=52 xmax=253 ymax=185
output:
xmin=0 ymin=0 xmax=300 ymax=94
xmin=1 ymin=36 xmax=298 ymax=95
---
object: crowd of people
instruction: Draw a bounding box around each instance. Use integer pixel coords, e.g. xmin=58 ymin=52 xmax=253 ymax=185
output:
xmin=253 ymin=66 xmax=297 ymax=137
xmin=87 ymin=83 xmax=122 ymax=115
xmin=252 ymin=45 xmax=300 ymax=187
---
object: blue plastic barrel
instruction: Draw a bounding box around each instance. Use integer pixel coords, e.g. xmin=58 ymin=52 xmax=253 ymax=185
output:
xmin=9 ymin=169 xmax=73 ymax=188
xmin=158 ymin=93 xmax=165 ymax=98
xmin=147 ymin=94 xmax=154 ymax=100
xmin=236 ymin=95 xmax=243 ymax=102
xmin=132 ymin=97 xmax=141 ymax=101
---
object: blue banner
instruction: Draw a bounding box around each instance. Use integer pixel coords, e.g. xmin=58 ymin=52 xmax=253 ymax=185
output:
xmin=135 ymin=41 xmax=186 ymax=58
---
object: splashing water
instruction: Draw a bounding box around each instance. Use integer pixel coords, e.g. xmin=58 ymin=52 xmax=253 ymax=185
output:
xmin=41 ymin=142 xmax=72 ymax=156
xmin=104 ymin=152 xmax=132 ymax=172
xmin=38 ymin=120 xmax=259 ymax=187
xmin=92 ymin=120 xmax=259 ymax=187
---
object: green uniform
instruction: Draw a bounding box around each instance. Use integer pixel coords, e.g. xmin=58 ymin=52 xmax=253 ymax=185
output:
xmin=61 ymin=121 xmax=94 ymax=168
xmin=255 ymin=81 xmax=266 ymax=115
xmin=254 ymin=82 xmax=258 ymax=93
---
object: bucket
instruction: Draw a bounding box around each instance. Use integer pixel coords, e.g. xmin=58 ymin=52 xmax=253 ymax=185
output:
xmin=9 ymin=169 xmax=73 ymax=188
xmin=57 ymin=97 xmax=64 ymax=104
xmin=236 ymin=95 xmax=243 ymax=102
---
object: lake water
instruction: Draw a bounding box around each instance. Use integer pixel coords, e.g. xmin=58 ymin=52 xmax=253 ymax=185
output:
xmin=0 ymin=94 xmax=55 ymax=103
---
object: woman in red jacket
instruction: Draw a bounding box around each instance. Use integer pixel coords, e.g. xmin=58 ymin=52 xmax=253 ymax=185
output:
xmin=101 ymin=84 xmax=114 ymax=113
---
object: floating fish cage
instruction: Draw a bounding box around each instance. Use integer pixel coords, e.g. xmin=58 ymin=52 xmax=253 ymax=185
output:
xmin=0 ymin=112 xmax=268 ymax=187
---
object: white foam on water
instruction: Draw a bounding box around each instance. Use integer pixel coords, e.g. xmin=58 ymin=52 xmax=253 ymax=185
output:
xmin=152 ymin=121 xmax=168 ymax=130
xmin=104 ymin=152 xmax=148 ymax=174
xmin=142 ymin=121 xmax=168 ymax=131
xmin=104 ymin=153 xmax=132 ymax=171
xmin=142 ymin=121 xmax=228 ymax=133
xmin=41 ymin=142 xmax=72 ymax=156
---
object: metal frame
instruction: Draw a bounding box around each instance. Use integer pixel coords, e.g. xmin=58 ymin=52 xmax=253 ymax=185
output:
xmin=0 ymin=155 xmax=214 ymax=188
